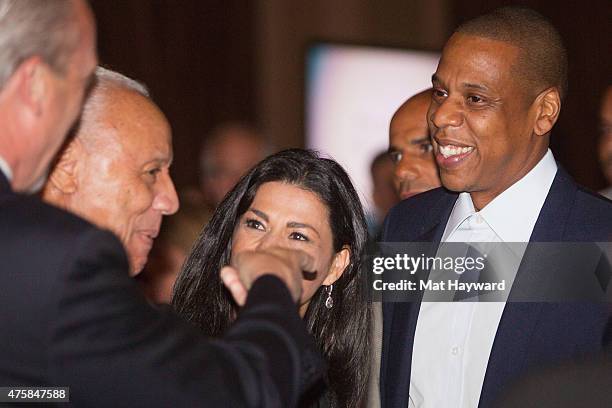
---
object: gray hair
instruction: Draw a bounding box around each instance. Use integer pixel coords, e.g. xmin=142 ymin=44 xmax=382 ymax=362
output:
xmin=0 ymin=0 xmax=79 ymax=90
xmin=93 ymin=66 xmax=150 ymax=98
xmin=75 ymin=66 xmax=153 ymax=151
xmin=82 ymin=66 xmax=151 ymax=119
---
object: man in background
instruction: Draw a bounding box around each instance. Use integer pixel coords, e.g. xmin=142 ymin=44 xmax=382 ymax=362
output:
xmin=599 ymin=85 xmax=612 ymax=199
xmin=388 ymin=88 xmax=441 ymax=200
xmin=368 ymin=89 xmax=443 ymax=408
xmin=43 ymin=67 xmax=179 ymax=276
xmin=200 ymin=121 xmax=269 ymax=208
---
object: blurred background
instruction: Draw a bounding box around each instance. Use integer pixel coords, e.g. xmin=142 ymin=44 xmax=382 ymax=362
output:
xmin=90 ymin=0 xmax=611 ymax=192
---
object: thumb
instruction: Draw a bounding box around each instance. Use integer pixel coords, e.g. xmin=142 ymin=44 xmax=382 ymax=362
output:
xmin=220 ymin=265 xmax=248 ymax=306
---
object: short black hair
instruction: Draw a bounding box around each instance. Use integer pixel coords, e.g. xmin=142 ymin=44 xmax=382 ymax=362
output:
xmin=456 ymin=6 xmax=568 ymax=99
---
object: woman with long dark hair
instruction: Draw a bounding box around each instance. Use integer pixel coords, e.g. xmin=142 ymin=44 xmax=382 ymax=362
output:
xmin=172 ymin=149 xmax=370 ymax=407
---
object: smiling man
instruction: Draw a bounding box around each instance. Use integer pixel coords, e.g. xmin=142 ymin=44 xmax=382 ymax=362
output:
xmin=43 ymin=67 xmax=179 ymax=275
xmin=380 ymin=6 xmax=612 ymax=408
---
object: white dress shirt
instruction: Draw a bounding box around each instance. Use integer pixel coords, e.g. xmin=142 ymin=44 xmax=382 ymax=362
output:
xmin=409 ymin=149 xmax=558 ymax=408
xmin=0 ymin=154 xmax=13 ymax=182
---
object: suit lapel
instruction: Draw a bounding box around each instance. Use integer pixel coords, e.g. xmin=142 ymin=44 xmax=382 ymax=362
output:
xmin=382 ymin=192 xmax=456 ymax=408
xmin=479 ymin=168 xmax=576 ymax=407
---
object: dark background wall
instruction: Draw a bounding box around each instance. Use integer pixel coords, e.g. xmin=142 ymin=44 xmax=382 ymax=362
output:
xmin=90 ymin=0 xmax=611 ymax=191
xmin=90 ymin=0 xmax=257 ymax=188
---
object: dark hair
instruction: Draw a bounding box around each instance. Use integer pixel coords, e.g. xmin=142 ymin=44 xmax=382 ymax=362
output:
xmin=456 ymin=6 xmax=568 ymax=100
xmin=172 ymin=149 xmax=370 ymax=408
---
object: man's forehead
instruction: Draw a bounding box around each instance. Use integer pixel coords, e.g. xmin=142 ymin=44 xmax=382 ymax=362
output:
xmin=87 ymin=105 xmax=172 ymax=164
xmin=436 ymin=33 xmax=520 ymax=85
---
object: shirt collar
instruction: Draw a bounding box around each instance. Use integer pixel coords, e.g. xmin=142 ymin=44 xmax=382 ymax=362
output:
xmin=441 ymin=192 xmax=475 ymax=241
xmin=442 ymin=149 xmax=558 ymax=242
xmin=0 ymin=154 xmax=13 ymax=182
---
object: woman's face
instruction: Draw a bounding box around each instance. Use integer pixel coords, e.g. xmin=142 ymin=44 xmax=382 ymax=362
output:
xmin=231 ymin=181 xmax=350 ymax=316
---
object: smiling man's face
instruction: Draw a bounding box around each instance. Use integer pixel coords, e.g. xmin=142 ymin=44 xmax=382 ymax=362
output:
xmin=428 ymin=33 xmax=547 ymax=209
xmin=64 ymin=87 xmax=179 ymax=275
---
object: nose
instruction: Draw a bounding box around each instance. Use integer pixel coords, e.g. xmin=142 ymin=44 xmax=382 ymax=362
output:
xmin=253 ymin=230 xmax=287 ymax=252
xmin=395 ymin=157 xmax=420 ymax=183
xmin=429 ymin=97 xmax=463 ymax=130
xmin=153 ymin=171 xmax=180 ymax=215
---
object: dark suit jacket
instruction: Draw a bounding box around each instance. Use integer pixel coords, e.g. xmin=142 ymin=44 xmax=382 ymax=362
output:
xmin=495 ymin=352 xmax=612 ymax=408
xmin=0 ymin=171 xmax=323 ymax=407
xmin=380 ymin=167 xmax=612 ymax=408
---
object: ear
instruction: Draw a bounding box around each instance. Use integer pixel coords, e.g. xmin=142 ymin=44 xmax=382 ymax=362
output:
xmin=322 ymin=246 xmax=351 ymax=286
xmin=532 ymin=87 xmax=561 ymax=136
xmin=46 ymin=138 xmax=82 ymax=194
xmin=12 ymin=57 xmax=51 ymax=117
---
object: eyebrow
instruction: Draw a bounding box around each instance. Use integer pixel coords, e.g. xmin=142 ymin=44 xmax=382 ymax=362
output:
xmin=249 ymin=208 xmax=268 ymax=222
xmin=144 ymin=155 xmax=173 ymax=167
xmin=249 ymin=208 xmax=321 ymax=238
xmin=389 ymin=136 xmax=430 ymax=153
xmin=432 ymin=74 xmax=490 ymax=92
xmin=462 ymin=82 xmax=490 ymax=92
xmin=410 ymin=136 xmax=431 ymax=145
xmin=287 ymin=222 xmax=321 ymax=238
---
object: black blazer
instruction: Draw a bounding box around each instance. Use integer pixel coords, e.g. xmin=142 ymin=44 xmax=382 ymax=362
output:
xmin=0 ymin=171 xmax=323 ymax=407
xmin=380 ymin=167 xmax=612 ymax=408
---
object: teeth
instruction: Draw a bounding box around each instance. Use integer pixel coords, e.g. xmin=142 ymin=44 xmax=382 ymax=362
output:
xmin=439 ymin=144 xmax=473 ymax=158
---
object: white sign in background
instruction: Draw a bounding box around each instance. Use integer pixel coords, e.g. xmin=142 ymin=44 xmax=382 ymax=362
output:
xmin=306 ymin=44 xmax=440 ymax=215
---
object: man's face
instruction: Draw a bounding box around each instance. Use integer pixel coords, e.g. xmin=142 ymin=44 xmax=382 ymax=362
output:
xmin=202 ymin=134 xmax=265 ymax=207
xmin=70 ymin=89 xmax=179 ymax=275
xmin=31 ymin=0 xmax=97 ymax=191
xmin=429 ymin=33 xmax=544 ymax=209
xmin=388 ymin=92 xmax=441 ymax=200
xmin=599 ymin=86 xmax=612 ymax=184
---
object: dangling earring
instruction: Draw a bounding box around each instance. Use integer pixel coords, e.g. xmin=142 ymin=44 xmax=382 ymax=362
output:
xmin=325 ymin=284 xmax=334 ymax=309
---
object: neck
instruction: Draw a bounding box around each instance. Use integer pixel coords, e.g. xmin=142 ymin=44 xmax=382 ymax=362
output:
xmin=0 ymin=108 xmax=30 ymax=191
xmin=470 ymin=147 xmax=548 ymax=210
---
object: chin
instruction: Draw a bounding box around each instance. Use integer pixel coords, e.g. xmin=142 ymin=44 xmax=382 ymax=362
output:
xmin=128 ymin=258 xmax=147 ymax=277
xmin=440 ymin=173 xmax=470 ymax=193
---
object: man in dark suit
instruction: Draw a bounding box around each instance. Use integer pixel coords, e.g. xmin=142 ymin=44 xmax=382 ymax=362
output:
xmin=380 ymin=6 xmax=612 ymax=408
xmin=0 ymin=0 xmax=322 ymax=406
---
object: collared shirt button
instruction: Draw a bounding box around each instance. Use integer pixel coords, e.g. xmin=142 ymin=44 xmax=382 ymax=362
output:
xmin=451 ymin=346 xmax=460 ymax=355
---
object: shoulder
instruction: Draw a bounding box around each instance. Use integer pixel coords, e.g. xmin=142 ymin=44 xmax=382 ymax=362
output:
xmin=570 ymin=186 xmax=612 ymax=239
xmin=2 ymin=192 xmax=90 ymax=235
xmin=383 ymin=188 xmax=457 ymax=241
xmin=0 ymin=192 xmax=127 ymax=272
xmin=387 ymin=188 xmax=451 ymax=222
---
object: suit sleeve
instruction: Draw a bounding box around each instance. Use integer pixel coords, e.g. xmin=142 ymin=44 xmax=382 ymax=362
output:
xmin=48 ymin=227 xmax=323 ymax=407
